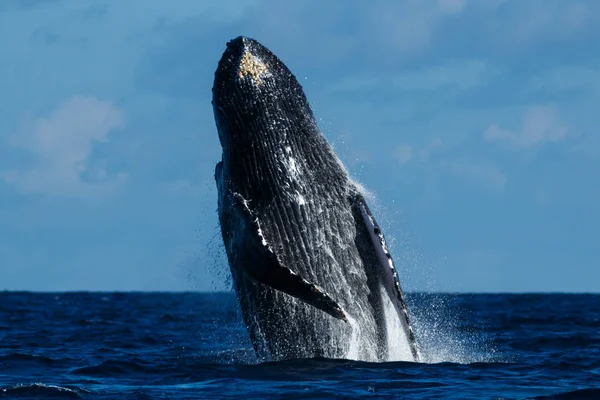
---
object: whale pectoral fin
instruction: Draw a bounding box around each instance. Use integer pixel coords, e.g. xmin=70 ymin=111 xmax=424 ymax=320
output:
xmin=254 ymin=255 xmax=348 ymax=322
xmin=231 ymin=192 xmax=348 ymax=322
xmin=350 ymin=192 xmax=420 ymax=361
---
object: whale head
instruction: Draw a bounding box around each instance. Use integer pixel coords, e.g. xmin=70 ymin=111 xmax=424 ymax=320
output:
xmin=212 ymin=36 xmax=316 ymax=152
xmin=212 ymin=36 xmax=326 ymax=199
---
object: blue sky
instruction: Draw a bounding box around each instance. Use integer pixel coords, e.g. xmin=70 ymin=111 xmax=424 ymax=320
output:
xmin=1 ymin=0 xmax=598 ymax=292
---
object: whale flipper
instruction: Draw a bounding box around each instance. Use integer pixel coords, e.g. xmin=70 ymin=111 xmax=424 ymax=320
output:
xmin=350 ymin=192 xmax=420 ymax=361
xmin=251 ymin=253 xmax=349 ymax=322
xmin=231 ymin=192 xmax=348 ymax=322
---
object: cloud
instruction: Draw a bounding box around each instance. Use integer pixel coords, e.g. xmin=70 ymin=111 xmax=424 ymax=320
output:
xmin=70 ymin=3 xmax=108 ymax=21
xmin=527 ymin=64 xmax=600 ymax=95
xmin=390 ymin=137 xmax=505 ymax=192
xmin=393 ymin=137 xmax=443 ymax=164
xmin=483 ymin=105 xmax=568 ymax=148
xmin=1 ymin=96 xmax=126 ymax=198
xmin=394 ymin=144 xmax=413 ymax=164
xmin=138 ymin=0 xmax=477 ymax=89
xmin=500 ymin=1 xmax=592 ymax=43
xmin=363 ymin=0 xmax=600 ymax=62
xmin=393 ymin=60 xmax=504 ymax=91
xmin=391 ymin=137 xmax=505 ymax=191
xmin=442 ymin=159 xmax=507 ymax=191
xmin=438 ymin=0 xmax=467 ymax=13
xmin=368 ymin=0 xmax=467 ymax=54
xmin=330 ymin=59 xmax=504 ymax=94
xmin=0 ymin=0 xmax=60 ymax=12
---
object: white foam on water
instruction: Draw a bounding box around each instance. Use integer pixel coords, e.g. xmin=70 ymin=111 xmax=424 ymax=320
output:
xmin=408 ymin=294 xmax=502 ymax=364
xmin=213 ymin=122 xmax=502 ymax=365
xmin=345 ymin=168 xmax=500 ymax=365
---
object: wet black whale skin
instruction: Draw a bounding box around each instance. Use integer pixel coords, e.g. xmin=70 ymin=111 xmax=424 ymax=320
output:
xmin=213 ymin=36 xmax=418 ymax=362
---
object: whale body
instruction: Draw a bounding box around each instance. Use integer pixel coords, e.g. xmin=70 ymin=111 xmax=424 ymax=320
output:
xmin=213 ymin=36 xmax=419 ymax=362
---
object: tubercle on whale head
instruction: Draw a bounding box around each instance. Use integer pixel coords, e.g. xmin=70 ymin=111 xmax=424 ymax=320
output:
xmin=212 ymin=36 xmax=283 ymax=97
xmin=212 ymin=36 xmax=271 ymax=153
xmin=211 ymin=36 xmax=316 ymax=155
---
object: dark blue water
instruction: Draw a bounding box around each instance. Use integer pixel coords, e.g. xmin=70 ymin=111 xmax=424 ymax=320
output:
xmin=0 ymin=292 xmax=598 ymax=399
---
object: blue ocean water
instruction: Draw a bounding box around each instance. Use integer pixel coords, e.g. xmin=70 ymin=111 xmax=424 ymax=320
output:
xmin=0 ymin=292 xmax=598 ymax=399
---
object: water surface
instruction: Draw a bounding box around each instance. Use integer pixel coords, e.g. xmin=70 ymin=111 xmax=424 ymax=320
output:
xmin=0 ymin=292 xmax=598 ymax=399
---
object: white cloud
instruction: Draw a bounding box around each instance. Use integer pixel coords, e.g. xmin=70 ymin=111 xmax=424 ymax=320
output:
xmin=2 ymin=96 xmax=126 ymax=198
xmin=506 ymin=1 xmax=591 ymax=42
xmin=393 ymin=137 xmax=443 ymax=164
xmin=483 ymin=105 xmax=568 ymax=148
xmin=437 ymin=0 xmax=467 ymax=14
xmin=114 ymin=0 xmax=257 ymax=26
xmin=391 ymin=137 xmax=506 ymax=191
xmin=418 ymin=137 xmax=444 ymax=162
xmin=442 ymin=159 xmax=507 ymax=191
xmin=327 ymin=76 xmax=381 ymax=94
xmin=394 ymin=144 xmax=413 ymax=164
xmin=329 ymin=59 xmax=503 ymax=95
xmin=527 ymin=64 xmax=600 ymax=94
xmin=368 ymin=0 xmax=467 ymax=54
xmin=392 ymin=60 xmax=503 ymax=91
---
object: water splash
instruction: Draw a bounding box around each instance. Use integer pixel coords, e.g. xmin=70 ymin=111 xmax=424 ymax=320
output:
xmin=211 ymin=123 xmax=500 ymax=365
xmin=345 ymin=315 xmax=361 ymax=361
xmin=380 ymin=285 xmax=415 ymax=362
xmin=408 ymin=293 xmax=501 ymax=364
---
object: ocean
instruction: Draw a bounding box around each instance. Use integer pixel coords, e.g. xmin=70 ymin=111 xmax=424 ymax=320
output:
xmin=0 ymin=292 xmax=598 ymax=399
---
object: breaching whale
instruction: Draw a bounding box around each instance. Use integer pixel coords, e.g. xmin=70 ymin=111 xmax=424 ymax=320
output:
xmin=213 ymin=36 xmax=420 ymax=362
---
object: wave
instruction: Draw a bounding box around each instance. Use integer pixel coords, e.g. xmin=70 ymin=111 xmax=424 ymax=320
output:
xmin=0 ymin=383 xmax=88 ymax=399
xmin=533 ymin=388 xmax=600 ymax=400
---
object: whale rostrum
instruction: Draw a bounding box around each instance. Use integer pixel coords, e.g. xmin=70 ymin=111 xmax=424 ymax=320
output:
xmin=213 ymin=36 xmax=420 ymax=362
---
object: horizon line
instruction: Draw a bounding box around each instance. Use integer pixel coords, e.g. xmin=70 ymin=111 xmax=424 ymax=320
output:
xmin=1 ymin=290 xmax=599 ymax=295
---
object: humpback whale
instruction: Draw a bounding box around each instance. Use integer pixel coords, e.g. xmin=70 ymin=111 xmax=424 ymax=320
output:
xmin=213 ymin=36 xmax=420 ymax=362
